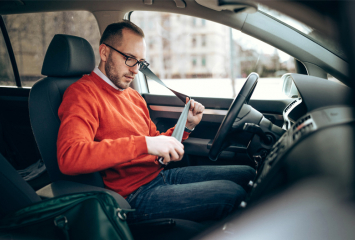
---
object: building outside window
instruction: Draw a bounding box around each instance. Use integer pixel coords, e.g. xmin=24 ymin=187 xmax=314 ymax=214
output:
xmin=201 ymin=34 xmax=206 ymax=47
xmin=202 ymin=56 xmax=206 ymax=66
xmin=192 ymin=37 xmax=196 ymax=48
xmin=192 ymin=57 xmax=197 ymax=67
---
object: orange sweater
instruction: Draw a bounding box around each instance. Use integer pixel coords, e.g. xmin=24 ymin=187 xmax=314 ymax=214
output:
xmin=57 ymin=72 xmax=190 ymax=198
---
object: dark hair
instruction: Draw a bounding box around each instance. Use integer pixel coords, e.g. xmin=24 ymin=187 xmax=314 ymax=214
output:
xmin=99 ymin=20 xmax=144 ymax=46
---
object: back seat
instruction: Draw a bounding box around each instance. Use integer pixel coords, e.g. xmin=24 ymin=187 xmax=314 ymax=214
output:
xmin=0 ymin=85 xmax=50 ymax=190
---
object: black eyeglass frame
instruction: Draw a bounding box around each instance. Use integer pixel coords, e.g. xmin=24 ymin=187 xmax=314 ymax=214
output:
xmin=103 ymin=43 xmax=149 ymax=69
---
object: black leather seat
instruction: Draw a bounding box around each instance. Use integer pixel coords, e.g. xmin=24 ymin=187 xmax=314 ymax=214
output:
xmin=28 ymin=34 xmax=204 ymax=239
xmin=28 ymin=34 xmax=129 ymax=208
xmin=29 ymin=34 xmax=102 ymax=187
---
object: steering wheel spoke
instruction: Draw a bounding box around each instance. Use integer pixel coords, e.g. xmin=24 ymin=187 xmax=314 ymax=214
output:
xmin=208 ymin=73 xmax=259 ymax=161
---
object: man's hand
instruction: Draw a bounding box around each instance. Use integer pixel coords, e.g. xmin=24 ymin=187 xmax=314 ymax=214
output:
xmin=186 ymin=98 xmax=205 ymax=130
xmin=145 ymin=136 xmax=184 ymax=164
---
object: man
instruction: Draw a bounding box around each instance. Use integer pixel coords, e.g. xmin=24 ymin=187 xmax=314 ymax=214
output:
xmin=57 ymin=20 xmax=256 ymax=223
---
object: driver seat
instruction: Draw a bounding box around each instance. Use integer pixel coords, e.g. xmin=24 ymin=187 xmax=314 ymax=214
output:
xmin=28 ymin=34 xmax=204 ymax=239
xmin=29 ymin=34 xmax=102 ymax=187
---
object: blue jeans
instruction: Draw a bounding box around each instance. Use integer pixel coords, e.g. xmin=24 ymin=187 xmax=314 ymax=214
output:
xmin=126 ymin=165 xmax=256 ymax=223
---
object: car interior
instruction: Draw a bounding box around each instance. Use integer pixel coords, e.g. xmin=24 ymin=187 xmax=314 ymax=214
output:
xmin=0 ymin=0 xmax=355 ymax=239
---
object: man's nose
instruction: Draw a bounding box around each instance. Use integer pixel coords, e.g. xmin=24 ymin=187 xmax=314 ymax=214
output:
xmin=129 ymin=63 xmax=139 ymax=74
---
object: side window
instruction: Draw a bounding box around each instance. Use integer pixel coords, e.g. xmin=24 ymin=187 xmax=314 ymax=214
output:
xmin=3 ymin=11 xmax=100 ymax=87
xmin=131 ymin=12 xmax=296 ymax=99
xmin=0 ymin=24 xmax=16 ymax=87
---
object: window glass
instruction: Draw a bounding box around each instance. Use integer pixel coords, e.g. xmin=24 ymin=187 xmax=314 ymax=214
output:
xmin=259 ymin=5 xmax=346 ymax=61
xmin=3 ymin=11 xmax=100 ymax=87
xmin=131 ymin=12 xmax=296 ymax=99
xmin=0 ymin=26 xmax=16 ymax=87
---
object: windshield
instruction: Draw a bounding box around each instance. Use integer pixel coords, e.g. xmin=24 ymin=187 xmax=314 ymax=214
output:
xmin=259 ymin=5 xmax=347 ymax=61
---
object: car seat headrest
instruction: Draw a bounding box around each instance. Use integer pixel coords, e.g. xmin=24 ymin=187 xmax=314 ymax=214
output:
xmin=41 ymin=34 xmax=95 ymax=77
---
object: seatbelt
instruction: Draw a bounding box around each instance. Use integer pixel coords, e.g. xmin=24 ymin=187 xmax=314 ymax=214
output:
xmin=139 ymin=66 xmax=191 ymax=165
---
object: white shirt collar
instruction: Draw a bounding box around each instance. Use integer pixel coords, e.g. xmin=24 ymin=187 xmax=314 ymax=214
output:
xmin=93 ymin=67 xmax=124 ymax=91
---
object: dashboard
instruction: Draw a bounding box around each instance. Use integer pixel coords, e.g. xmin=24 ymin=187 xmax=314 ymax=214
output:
xmin=282 ymin=97 xmax=304 ymax=130
xmin=282 ymin=73 xmax=352 ymax=130
xmin=247 ymin=74 xmax=354 ymax=203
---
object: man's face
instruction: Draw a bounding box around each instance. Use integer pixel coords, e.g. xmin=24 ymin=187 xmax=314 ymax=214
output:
xmin=104 ymin=29 xmax=146 ymax=89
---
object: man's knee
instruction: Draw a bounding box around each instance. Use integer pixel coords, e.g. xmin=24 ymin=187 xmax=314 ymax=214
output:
xmin=209 ymin=180 xmax=246 ymax=218
xmin=232 ymin=165 xmax=256 ymax=189
xmin=245 ymin=166 xmax=257 ymax=182
xmin=219 ymin=180 xmax=246 ymax=203
xmin=209 ymin=180 xmax=244 ymax=219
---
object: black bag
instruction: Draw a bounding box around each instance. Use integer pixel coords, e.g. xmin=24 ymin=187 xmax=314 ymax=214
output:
xmin=0 ymin=191 xmax=134 ymax=240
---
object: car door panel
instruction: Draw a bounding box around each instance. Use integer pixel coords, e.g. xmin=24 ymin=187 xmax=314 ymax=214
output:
xmin=0 ymin=87 xmax=42 ymax=170
xmin=143 ymin=94 xmax=293 ymax=162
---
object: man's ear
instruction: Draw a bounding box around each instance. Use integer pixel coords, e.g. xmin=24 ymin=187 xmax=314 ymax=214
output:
xmin=99 ymin=44 xmax=109 ymax=62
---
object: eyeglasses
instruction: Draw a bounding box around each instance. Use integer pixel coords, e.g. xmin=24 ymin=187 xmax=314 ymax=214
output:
xmin=103 ymin=43 xmax=149 ymax=70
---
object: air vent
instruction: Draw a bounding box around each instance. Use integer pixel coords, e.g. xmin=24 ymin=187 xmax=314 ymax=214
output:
xmin=284 ymin=98 xmax=301 ymax=113
xmin=293 ymin=122 xmax=314 ymax=141
xmin=292 ymin=115 xmax=316 ymax=141
xmin=293 ymin=115 xmax=311 ymax=131
xmin=284 ymin=100 xmax=297 ymax=113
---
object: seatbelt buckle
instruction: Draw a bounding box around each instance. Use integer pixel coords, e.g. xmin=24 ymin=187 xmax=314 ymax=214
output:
xmin=158 ymin=157 xmax=169 ymax=166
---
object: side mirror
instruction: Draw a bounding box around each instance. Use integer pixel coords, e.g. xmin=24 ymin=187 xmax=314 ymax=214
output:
xmin=281 ymin=74 xmax=299 ymax=98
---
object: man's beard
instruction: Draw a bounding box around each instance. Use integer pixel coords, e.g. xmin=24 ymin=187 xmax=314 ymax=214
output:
xmin=105 ymin=52 xmax=133 ymax=89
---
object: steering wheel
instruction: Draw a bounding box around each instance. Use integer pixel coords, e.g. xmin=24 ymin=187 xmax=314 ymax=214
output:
xmin=209 ymin=73 xmax=259 ymax=161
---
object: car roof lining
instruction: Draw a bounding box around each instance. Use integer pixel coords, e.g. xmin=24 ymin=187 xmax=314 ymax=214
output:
xmin=0 ymin=0 xmax=248 ymax=30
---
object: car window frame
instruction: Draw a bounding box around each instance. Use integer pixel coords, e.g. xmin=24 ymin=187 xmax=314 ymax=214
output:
xmin=0 ymin=15 xmax=21 ymax=88
xmin=127 ymin=11 xmax=151 ymax=94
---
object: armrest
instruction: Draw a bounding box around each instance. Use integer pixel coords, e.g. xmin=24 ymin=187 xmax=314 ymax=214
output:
xmin=36 ymin=180 xmax=131 ymax=209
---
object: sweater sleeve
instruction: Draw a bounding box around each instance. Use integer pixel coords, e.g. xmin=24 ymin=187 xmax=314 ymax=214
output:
xmin=57 ymin=84 xmax=148 ymax=176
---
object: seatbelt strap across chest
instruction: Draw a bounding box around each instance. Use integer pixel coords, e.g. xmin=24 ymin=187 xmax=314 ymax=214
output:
xmin=139 ymin=66 xmax=191 ymax=165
